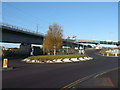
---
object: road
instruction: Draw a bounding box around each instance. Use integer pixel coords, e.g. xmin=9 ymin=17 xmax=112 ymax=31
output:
xmin=2 ymin=49 xmax=118 ymax=88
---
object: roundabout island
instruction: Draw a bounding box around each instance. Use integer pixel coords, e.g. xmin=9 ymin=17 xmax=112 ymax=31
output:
xmin=22 ymin=55 xmax=93 ymax=64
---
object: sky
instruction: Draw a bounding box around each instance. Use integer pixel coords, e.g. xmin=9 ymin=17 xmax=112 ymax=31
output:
xmin=1 ymin=2 xmax=118 ymax=48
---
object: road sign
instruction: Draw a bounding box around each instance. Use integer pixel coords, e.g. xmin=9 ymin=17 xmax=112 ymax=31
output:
xmin=3 ymin=59 xmax=8 ymax=68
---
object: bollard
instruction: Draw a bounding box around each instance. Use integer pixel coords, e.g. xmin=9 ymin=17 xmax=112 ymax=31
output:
xmin=3 ymin=58 xmax=8 ymax=68
xmin=115 ymin=53 xmax=117 ymax=56
xmin=103 ymin=53 xmax=104 ymax=56
xmin=109 ymin=49 xmax=111 ymax=51
xmin=107 ymin=53 xmax=109 ymax=56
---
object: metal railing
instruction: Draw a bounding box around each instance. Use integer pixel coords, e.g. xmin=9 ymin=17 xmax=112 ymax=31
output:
xmin=71 ymin=39 xmax=100 ymax=44
xmin=66 ymin=39 xmax=119 ymax=45
xmin=0 ymin=22 xmax=44 ymax=36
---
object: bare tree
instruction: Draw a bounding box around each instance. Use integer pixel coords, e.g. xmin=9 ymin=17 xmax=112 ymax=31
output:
xmin=43 ymin=24 xmax=63 ymax=55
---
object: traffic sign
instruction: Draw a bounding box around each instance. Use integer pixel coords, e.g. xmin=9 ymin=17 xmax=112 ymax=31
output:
xmin=3 ymin=59 xmax=8 ymax=68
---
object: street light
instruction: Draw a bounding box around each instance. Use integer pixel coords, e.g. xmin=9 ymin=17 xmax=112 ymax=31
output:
xmin=67 ymin=36 xmax=70 ymax=54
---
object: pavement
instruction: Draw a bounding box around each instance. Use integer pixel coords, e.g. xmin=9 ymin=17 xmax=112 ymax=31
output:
xmin=2 ymin=49 xmax=119 ymax=89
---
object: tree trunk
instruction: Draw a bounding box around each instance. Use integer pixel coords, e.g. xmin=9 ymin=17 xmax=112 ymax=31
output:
xmin=54 ymin=49 xmax=56 ymax=55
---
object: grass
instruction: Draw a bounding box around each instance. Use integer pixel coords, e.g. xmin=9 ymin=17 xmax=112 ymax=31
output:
xmin=28 ymin=55 xmax=89 ymax=61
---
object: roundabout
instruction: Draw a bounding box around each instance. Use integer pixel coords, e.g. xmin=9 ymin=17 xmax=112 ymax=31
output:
xmin=22 ymin=57 xmax=93 ymax=64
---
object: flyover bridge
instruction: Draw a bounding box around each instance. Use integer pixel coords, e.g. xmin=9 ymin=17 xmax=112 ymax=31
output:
xmin=0 ymin=23 xmax=44 ymax=44
xmin=66 ymin=39 xmax=119 ymax=45
xmin=0 ymin=23 xmax=44 ymax=55
xmin=0 ymin=23 xmax=78 ymax=45
xmin=0 ymin=23 xmax=119 ymax=55
xmin=0 ymin=23 xmax=79 ymax=55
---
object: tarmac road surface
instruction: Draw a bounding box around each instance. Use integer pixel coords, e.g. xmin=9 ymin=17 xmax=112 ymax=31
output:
xmin=2 ymin=49 xmax=118 ymax=88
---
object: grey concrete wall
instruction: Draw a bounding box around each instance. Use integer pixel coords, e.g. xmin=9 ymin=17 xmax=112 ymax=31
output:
xmin=1 ymin=27 xmax=43 ymax=44
xmin=20 ymin=43 xmax=31 ymax=55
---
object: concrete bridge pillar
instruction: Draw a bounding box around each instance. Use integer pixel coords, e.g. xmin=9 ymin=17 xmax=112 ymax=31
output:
xmin=95 ymin=43 xmax=100 ymax=49
xmin=117 ymin=45 xmax=120 ymax=48
xmin=20 ymin=43 xmax=31 ymax=56
xmin=77 ymin=44 xmax=80 ymax=49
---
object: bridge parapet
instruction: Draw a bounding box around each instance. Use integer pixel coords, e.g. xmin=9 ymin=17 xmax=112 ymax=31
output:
xmin=100 ymin=41 xmax=118 ymax=45
xmin=67 ymin=39 xmax=100 ymax=44
xmin=0 ymin=22 xmax=44 ymax=37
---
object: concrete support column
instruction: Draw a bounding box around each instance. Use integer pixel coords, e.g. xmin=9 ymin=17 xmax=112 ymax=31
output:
xmin=117 ymin=45 xmax=120 ymax=49
xmin=95 ymin=43 xmax=100 ymax=49
xmin=20 ymin=43 xmax=31 ymax=56
xmin=77 ymin=44 xmax=80 ymax=50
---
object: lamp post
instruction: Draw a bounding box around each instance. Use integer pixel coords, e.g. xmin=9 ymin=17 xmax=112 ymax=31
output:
xmin=67 ymin=36 xmax=70 ymax=54
xmin=82 ymin=43 xmax=85 ymax=55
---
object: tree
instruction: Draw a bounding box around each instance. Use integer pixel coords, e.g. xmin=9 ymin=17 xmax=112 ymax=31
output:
xmin=43 ymin=24 xmax=63 ymax=55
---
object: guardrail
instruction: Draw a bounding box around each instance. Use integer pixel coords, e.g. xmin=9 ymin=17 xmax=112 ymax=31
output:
xmin=68 ymin=39 xmax=119 ymax=45
xmin=100 ymin=41 xmax=118 ymax=45
xmin=0 ymin=22 xmax=44 ymax=36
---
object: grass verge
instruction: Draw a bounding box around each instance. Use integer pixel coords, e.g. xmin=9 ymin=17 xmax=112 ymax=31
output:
xmin=28 ymin=55 xmax=89 ymax=61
